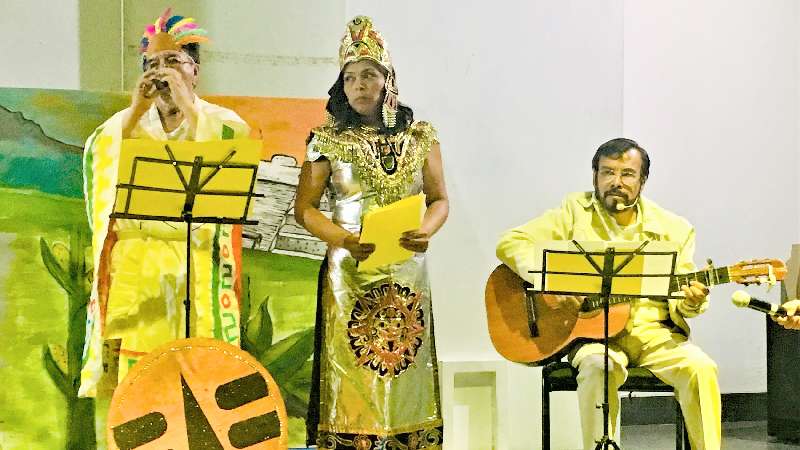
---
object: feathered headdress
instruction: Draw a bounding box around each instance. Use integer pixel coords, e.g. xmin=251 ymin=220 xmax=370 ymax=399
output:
xmin=139 ymin=8 xmax=208 ymax=55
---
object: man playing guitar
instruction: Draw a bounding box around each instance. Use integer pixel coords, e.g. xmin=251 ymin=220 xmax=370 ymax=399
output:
xmin=496 ymin=138 xmax=721 ymax=450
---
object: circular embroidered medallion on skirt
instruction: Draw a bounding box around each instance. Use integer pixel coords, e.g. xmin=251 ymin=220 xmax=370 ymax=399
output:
xmin=348 ymin=282 xmax=424 ymax=376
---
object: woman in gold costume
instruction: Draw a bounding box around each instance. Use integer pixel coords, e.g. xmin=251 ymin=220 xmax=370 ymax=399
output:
xmin=295 ymin=16 xmax=449 ymax=450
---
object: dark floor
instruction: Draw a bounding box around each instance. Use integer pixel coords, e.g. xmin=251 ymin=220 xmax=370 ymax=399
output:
xmin=291 ymin=421 xmax=800 ymax=449
xmin=297 ymin=421 xmax=800 ymax=450
xmin=621 ymin=421 xmax=800 ymax=450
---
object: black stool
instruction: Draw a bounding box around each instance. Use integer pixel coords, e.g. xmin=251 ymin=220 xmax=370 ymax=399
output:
xmin=542 ymin=361 xmax=690 ymax=449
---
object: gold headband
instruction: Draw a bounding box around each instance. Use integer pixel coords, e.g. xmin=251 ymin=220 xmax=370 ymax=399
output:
xmin=336 ymin=16 xmax=399 ymax=128
xmin=338 ymin=16 xmax=392 ymax=73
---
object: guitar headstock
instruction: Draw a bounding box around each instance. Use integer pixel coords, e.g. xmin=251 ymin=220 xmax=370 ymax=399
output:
xmin=728 ymin=259 xmax=787 ymax=286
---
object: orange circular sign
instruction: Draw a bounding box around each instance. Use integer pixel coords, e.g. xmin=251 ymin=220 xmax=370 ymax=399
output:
xmin=107 ymin=338 xmax=288 ymax=450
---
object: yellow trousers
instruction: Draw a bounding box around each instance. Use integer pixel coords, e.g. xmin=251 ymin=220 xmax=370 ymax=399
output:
xmin=571 ymin=328 xmax=721 ymax=450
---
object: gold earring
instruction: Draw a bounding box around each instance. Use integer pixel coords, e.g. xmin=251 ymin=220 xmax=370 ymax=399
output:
xmin=382 ymin=102 xmax=396 ymax=128
xmin=382 ymin=71 xmax=398 ymax=128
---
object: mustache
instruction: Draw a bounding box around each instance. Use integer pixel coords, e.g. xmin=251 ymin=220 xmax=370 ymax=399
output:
xmin=605 ymin=189 xmax=627 ymax=198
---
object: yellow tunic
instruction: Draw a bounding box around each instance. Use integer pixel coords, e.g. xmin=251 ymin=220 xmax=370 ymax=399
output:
xmin=79 ymin=97 xmax=250 ymax=397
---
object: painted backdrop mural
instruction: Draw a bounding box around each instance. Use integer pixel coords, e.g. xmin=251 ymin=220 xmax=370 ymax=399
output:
xmin=0 ymin=88 xmax=326 ymax=449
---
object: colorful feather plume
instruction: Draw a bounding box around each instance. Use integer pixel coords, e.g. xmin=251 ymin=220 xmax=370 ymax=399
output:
xmin=139 ymin=7 xmax=209 ymax=54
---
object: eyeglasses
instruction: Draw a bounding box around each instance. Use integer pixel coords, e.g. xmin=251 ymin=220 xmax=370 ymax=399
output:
xmin=596 ymin=168 xmax=640 ymax=183
xmin=144 ymin=53 xmax=195 ymax=71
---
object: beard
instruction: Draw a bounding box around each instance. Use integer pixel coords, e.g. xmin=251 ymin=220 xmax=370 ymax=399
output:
xmin=594 ymin=186 xmax=636 ymax=213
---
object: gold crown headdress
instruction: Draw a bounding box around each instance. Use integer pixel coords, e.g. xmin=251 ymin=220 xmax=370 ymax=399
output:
xmin=139 ymin=8 xmax=208 ymax=56
xmin=338 ymin=16 xmax=398 ymax=128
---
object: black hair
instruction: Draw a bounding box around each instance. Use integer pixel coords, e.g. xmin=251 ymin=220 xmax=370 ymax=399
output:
xmin=592 ymin=138 xmax=650 ymax=179
xmin=325 ymin=69 xmax=414 ymax=135
xmin=181 ymin=43 xmax=200 ymax=64
xmin=142 ymin=43 xmax=200 ymax=71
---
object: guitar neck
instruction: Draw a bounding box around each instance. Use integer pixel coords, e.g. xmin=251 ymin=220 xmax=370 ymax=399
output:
xmin=582 ymin=266 xmax=732 ymax=311
xmin=670 ymin=266 xmax=731 ymax=291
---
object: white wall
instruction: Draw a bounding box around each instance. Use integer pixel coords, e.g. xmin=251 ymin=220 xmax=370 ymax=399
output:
xmin=623 ymin=0 xmax=799 ymax=393
xmin=0 ymin=0 xmax=80 ymax=89
xmin=797 ymin=5 xmax=800 ymax=232
xmin=120 ymin=0 xmax=345 ymax=97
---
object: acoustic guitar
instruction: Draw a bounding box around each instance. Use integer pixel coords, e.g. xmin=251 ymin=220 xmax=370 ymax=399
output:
xmin=485 ymin=259 xmax=786 ymax=365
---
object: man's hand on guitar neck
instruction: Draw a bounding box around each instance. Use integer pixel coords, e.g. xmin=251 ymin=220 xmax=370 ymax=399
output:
xmin=681 ymin=280 xmax=710 ymax=310
xmin=775 ymin=300 xmax=800 ymax=330
xmin=553 ymin=295 xmax=585 ymax=312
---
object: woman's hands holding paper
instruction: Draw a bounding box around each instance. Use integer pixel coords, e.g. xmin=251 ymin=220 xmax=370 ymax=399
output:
xmin=399 ymin=229 xmax=431 ymax=253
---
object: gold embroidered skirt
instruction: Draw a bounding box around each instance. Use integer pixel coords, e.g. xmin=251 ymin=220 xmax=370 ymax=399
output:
xmin=312 ymin=249 xmax=443 ymax=450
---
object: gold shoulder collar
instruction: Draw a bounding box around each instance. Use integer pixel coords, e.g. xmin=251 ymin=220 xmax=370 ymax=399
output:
xmin=309 ymin=125 xmax=364 ymax=161
xmin=309 ymin=122 xmax=438 ymax=205
xmin=407 ymin=121 xmax=439 ymax=147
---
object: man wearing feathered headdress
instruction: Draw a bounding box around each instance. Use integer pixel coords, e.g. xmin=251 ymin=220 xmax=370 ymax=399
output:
xmin=79 ymin=8 xmax=250 ymax=397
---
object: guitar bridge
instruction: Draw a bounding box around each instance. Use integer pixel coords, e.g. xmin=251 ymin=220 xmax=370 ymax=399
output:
xmin=524 ymin=284 xmax=539 ymax=337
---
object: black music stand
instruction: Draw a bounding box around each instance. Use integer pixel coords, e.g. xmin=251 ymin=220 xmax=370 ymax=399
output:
xmin=111 ymin=140 xmax=262 ymax=338
xmin=529 ymin=240 xmax=680 ymax=450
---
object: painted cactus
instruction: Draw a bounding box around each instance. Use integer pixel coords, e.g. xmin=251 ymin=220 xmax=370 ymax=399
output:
xmin=39 ymin=229 xmax=96 ymax=450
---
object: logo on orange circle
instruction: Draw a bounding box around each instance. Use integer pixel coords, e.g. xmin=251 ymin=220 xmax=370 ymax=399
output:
xmin=107 ymin=338 xmax=288 ymax=450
